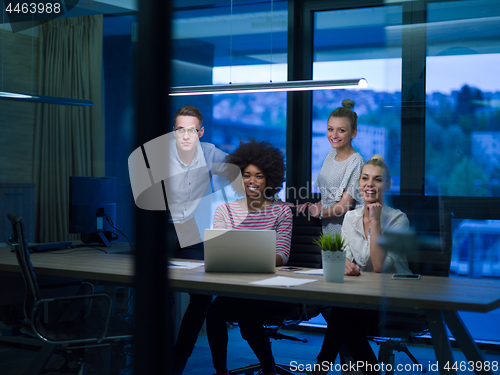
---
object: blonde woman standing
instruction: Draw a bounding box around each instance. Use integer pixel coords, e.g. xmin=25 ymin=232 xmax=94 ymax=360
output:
xmin=297 ymin=99 xmax=365 ymax=235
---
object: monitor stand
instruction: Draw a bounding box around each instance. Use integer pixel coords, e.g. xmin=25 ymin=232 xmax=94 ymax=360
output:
xmin=97 ymin=232 xmax=111 ymax=247
xmin=80 ymin=232 xmax=114 ymax=247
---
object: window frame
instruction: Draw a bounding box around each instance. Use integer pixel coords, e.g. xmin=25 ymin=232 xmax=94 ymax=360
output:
xmin=287 ymin=0 xmax=424 ymax=198
xmin=287 ymin=0 xmax=500 ymax=214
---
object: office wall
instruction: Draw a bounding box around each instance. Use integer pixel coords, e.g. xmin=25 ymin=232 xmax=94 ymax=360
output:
xmin=0 ymin=29 xmax=39 ymax=184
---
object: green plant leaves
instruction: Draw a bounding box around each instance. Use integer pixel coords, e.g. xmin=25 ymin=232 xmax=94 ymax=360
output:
xmin=313 ymin=232 xmax=347 ymax=252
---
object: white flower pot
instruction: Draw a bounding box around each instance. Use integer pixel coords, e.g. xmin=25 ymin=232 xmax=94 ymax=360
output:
xmin=322 ymin=250 xmax=346 ymax=283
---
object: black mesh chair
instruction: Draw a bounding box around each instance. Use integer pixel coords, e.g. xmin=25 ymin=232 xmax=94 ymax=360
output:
xmin=367 ymin=224 xmax=453 ymax=375
xmin=286 ymin=209 xmax=323 ymax=269
xmin=6 ymin=212 xmax=134 ymax=375
xmin=228 ymin=208 xmax=322 ymax=375
xmin=286 ymin=204 xmax=451 ymax=375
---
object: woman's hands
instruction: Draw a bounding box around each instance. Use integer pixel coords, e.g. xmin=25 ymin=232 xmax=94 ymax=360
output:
xmin=344 ymin=259 xmax=360 ymax=276
xmin=366 ymin=202 xmax=382 ymax=224
xmin=296 ymin=202 xmax=322 ymax=218
xmin=309 ymin=202 xmax=322 ymax=218
xmin=296 ymin=202 xmax=311 ymax=214
xmin=366 ymin=202 xmax=385 ymax=272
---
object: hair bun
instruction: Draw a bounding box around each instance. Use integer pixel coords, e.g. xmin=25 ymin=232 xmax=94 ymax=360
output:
xmin=370 ymin=154 xmax=384 ymax=162
xmin=342 ymin=99 xmax=355 ymax=109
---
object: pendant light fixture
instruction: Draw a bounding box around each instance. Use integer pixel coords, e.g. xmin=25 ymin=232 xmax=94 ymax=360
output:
xmin=169 ymin=0 xmax=367 ymax=96
xmin=0 ymin=91 xmax=94 ymax=106
xmin=169 ymin=79 xmax=368 ymax=96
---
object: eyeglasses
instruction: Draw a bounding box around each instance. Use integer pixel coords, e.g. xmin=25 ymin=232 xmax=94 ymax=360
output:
xmin=174 ymin=127 xmax=199 ymax=136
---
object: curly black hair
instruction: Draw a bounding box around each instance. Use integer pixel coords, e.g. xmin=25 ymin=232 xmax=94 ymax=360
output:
xmin=225 ymin=139 xmax=286 ymax=199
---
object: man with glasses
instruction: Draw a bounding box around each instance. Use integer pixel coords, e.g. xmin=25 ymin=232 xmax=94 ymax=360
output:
xmin=167 ymin=105 xmax=228 ymax=374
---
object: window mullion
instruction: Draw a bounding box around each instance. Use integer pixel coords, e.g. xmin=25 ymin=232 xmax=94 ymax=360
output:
xmin=400 ymin=0 xmax=427 ymax=195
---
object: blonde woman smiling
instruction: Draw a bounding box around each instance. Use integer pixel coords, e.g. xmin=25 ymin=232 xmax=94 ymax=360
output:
xmin=311 ymin=155 xmax=412 ymax=375
xmin=297 ymin=99 xmax=365 ymax=236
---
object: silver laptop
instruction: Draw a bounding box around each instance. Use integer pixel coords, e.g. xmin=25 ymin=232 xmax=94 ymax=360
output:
xmin=204 ymin=229 xmax=276 ymax=273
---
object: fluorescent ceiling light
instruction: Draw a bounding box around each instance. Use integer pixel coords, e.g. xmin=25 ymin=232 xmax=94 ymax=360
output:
xmin=0 ymin=91 xmax=93 ymax=106
xmin=169 ymin=78 xmax=367 ymax=96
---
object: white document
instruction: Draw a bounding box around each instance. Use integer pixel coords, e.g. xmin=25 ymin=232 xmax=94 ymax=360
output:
xmin=169 ymin=261 xmax=204 ymax=269
xmin=249 ymin=276 xmax=318 ymax=287
xmin=295 ymin=269 xmax=323 ymax=276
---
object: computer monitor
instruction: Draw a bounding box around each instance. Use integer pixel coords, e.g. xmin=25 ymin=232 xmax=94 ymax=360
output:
xmin=69 ymin=176 xmax=117 ymax=247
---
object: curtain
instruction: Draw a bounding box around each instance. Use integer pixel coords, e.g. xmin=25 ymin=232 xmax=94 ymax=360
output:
xmin=33 ymin=15 xmax=104 ymax=242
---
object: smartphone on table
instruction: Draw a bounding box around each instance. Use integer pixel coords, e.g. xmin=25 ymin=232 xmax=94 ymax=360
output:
xmin=392 ymin=274 xmax=420 ymax=280
xmin=279 ymin=266 xmax=303 ymax=271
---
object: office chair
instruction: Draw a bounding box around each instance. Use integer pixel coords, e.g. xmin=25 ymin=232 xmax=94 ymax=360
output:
xmin=367 ymin=214 xmax=453 ymax=375
xmin=228 ymin=208 xmax=322 ymax=375
xmin=368 ymin=310 xmax=429 ymax=375
xmin=6 ymin=212 xmax=134 ymax=375
xmin=285 ymin=201 xmax=450 ymax=375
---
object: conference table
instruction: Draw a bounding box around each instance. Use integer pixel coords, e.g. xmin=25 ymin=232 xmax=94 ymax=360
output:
xmin=1 ymin=243 xmax=499 ymax=375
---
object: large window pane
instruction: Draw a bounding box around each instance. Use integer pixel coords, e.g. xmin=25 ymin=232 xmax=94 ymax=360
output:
xmin=312 ymin=6 xmax=403 ymax=193
xmin=450 ymin=219 xmax=500 ymax=279
xmin=211 ymin=91 xmax=287 ymax=205
xmin=171 ymin=1 xmax=288 ymax=228
xmin=426 ymin=1 xmax=500 ymax=343
xmin=171 ymin=1 xmax=288 ymax=149
xmin=425 ymin=0 xmax=500 ymax=197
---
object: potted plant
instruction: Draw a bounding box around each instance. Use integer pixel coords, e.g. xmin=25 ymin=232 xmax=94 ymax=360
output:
xmin=313 ymin=233 xmax=347 ymax=283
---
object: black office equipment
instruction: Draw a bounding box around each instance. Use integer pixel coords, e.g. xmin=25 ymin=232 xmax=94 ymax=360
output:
xmin=392 ymin=273 xmax=420 ymax=280
xmin=286 ymin=208 xmax=323 ymax=269
xmin=28 ymin=241 xmax=73 ymax=253
xmin=69 ymin=176 xmax=117 ymax=247
xmin=7 ymin=212 xmax=133 ymax=375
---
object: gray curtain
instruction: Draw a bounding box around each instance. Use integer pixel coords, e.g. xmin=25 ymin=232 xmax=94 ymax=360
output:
xmin=33 ymin=15 xmax=104 ymax=243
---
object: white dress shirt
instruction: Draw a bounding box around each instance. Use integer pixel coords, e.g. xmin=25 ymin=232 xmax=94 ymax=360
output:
xmin=164 ymin=138 xmax=210 ymax=224
xmin=341 ymin=205 xmax=412 ymax=274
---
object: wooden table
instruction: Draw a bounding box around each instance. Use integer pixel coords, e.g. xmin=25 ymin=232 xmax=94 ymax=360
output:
xmin=1 ymin=245 xmax=499 ymax=374
xmin=0 ymin=243 xmax=135 ymax=285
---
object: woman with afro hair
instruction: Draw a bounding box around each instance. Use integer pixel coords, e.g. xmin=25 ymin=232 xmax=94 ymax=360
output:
xmin=206 ymin=139 xmax=293 ymax=375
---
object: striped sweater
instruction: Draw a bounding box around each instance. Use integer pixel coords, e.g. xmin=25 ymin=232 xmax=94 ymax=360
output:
xmin=213 ymin=200 xmax=293 ymax=265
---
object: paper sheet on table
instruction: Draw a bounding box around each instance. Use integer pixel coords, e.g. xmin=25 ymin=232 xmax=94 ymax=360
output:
xmin=249 ymin=276 xmax=318 ymax=287
xmin=169 ymin=261 xmax=204 ymax=269
xmin=295 ymin=269 xmax=323 ymax=276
